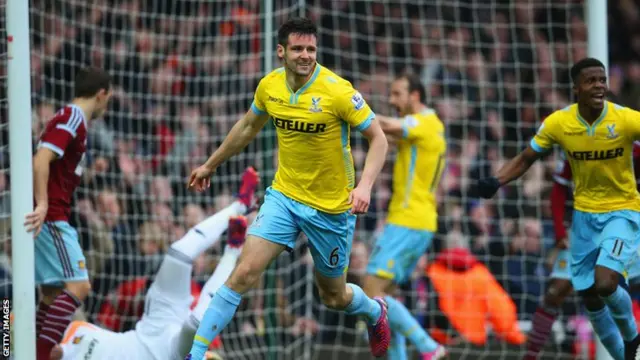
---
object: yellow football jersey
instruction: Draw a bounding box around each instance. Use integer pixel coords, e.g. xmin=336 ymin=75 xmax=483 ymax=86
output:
xmin=386 ymin=109 xmax=446 ymax=231
xmin=251 ymin=64 xmax=375 ymax=213
xmin=531 ymin=101 xmax=640 ymax=213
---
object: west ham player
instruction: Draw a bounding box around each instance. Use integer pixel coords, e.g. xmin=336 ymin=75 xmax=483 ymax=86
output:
xmin=525 ymin=145 xmax=640 ymax=359
xmin=24 ymin=67 xmax=112 ymax=360
xmin=363 ymin=75 xmax=447 ymax=360
xmin=478 ymin=58 xmax=640 ymax=360
xmin=49 ymin=168 xmax=259 ymax=360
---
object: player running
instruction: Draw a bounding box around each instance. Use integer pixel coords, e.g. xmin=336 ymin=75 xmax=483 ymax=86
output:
xmin=23 ymin=67 xmax=112 ymax=360
xmin=362 ymin=75 xmax=447 ymax=360
xmin=478 ymin=58 xmax=640 ymax=360
xmin=185 ymin=17 xmax=390 ymax=359
xmin=525 ymin=145 xmax=640 ymax=359
xmin=49 ymin=168 xmax=259 ymax=360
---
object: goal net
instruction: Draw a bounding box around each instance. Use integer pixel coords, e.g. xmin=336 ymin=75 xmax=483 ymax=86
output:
xmin=1 ymin=0 xmax=599 ymax=359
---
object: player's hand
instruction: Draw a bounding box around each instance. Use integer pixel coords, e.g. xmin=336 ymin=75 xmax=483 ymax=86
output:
xmin=188 ymin=164 xmax=215 ymax=192
xmin=50 ymin=344 xmax=64 ymax=360
xmin=349 ymin=185 xmax=371 ymax=214
xmin=24 ymin=204 xmax=47 ymax=237
xmin=477 ymin=177 xmax=502 ymax=199
xmin=556 ymin=236 xmax=569 ymax=250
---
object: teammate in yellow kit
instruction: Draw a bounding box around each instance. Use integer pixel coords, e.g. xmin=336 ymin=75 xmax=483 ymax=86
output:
xmin=478 ymin=58 xmax=640 ymax=360
xmin=364 ymin=75 xmax=447 ymax=360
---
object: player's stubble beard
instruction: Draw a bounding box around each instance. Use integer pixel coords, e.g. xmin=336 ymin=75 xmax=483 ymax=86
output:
xmin=284 ymin=54 xmax=315 ymax=79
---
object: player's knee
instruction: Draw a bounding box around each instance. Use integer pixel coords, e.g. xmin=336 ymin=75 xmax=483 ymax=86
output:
xmin=40 ymin=286 xmax=63 ymax=304
xmin=65 ymin=280 xmax=91 ymax=301
xmin=318 ymin=286 xmax=350 ymax=310
xmin=594 ymin=267 xmax=620 ymax=297
xmin=544 ymin=279 xmax=572 ymax=308
xmin=226 ymin=261 xmax=261 ymax=293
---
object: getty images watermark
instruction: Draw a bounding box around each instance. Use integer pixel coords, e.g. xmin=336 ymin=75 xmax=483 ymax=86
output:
xmin=2 ymin=298 xmax=9 ymax=359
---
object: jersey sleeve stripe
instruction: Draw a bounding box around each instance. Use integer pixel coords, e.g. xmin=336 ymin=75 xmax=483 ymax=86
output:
xmin=353 ymin=112 xmax=374 ymax=132
xmin=66 ymin=107 xmax=82 ymax=131
xmin=250 ymin=102 xmax=267 ymax=115
xmin=38 ymin=141 xmax=64 ymax=156
xmin=55 ymin=124 xmax=77 ymax=137
xmin=530 ymin=138 xmax=548 ymax=153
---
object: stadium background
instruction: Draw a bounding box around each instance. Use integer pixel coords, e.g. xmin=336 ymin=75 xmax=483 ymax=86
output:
xmin=3 ymin=0 xmax=640 ymax=359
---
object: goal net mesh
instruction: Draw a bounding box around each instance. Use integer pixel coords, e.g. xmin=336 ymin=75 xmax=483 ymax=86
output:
xmin=1 ymin=0 xmax=600 ymax=359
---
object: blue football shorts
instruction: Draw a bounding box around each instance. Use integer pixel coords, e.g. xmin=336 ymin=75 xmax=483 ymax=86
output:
xmin=35 ymin=221 xmax=88 ymax=286
xmin=366 ymin=224 xmax=433 ymax=284
xmin=570 ymin=210 xmax=640 ymax=291
xmin=247 ymin=187 xmax=356 ymax=278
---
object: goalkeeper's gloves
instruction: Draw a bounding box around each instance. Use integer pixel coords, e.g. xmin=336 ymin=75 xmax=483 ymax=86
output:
xmin=477 ymin=177 xmax=502 ymax=199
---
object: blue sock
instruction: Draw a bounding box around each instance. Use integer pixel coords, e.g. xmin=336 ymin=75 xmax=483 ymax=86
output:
xmin=344 ymin=283 xmax=382 ymax=325
xmin=587 ymin=306 xmax=625 ymax=360
xmin=603 ymin=285 xmax=639 ymax=341
xmin=385 ymin=295 xmax=439 ymax=353
xmin=188 ymin=285 xmax=242 ymax=359
xmin=387 ymin=330 xmax=407 ymax=360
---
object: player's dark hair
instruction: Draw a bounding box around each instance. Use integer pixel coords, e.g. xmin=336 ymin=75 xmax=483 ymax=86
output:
xmin=570 ymin=58 xmax=605 ymax=84
xmin=277 ymin=17 xmax=317 ymax=47
xmin=397 ymin=74 xmax=426 ymax=104
xmin=74 ymin=67 xmax=111 ymax=98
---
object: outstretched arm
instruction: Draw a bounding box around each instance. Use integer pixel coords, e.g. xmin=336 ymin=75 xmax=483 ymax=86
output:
xmin=477 ymin=146 xmax=544 ymax=199
xmin=188 ymin=109 xmax=269 ymax=191
xmin=375 ymin=115 xmax=404 ymax=139
xmin=494 ymin=146 xmax=543 ymax=185
xmin=203 ymin=109 xmax=270 ymax=170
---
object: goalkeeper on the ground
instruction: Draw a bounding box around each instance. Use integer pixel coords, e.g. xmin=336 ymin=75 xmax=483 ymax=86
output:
xmin=49 ymin=167 xmax=259 ymax=360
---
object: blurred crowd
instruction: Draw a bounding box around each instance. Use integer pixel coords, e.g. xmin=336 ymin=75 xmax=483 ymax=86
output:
xmin=3 ymin=0 xmax=640 ymax=358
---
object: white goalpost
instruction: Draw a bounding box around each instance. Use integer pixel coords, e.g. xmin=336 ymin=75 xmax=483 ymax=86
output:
xmin=6 ymin=0 xmax=36 ymax=358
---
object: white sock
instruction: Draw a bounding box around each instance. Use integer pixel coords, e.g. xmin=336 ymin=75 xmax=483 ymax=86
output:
xmin=190 ymin=246 xmax=242 ymax=322
xmin=170 ymin=201 xmax=246 ymax=260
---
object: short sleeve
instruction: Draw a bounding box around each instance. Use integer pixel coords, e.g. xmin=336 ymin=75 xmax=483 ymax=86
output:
xmin=402 ymin=111 xmax=439 ymax=141
xmin=530 ymin=116 xmax=558 ymax=153
xmin=334 ymin=85 xmax=375 ymax=132
xmin=250 ymin=78 xmax=268 ymax=116
xmin=39 ymin=120 xmax=75 ymax=157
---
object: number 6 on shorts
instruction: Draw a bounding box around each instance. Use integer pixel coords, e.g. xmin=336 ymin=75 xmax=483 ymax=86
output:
xmin=330 ymin=247 xmax=340 ymax=266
